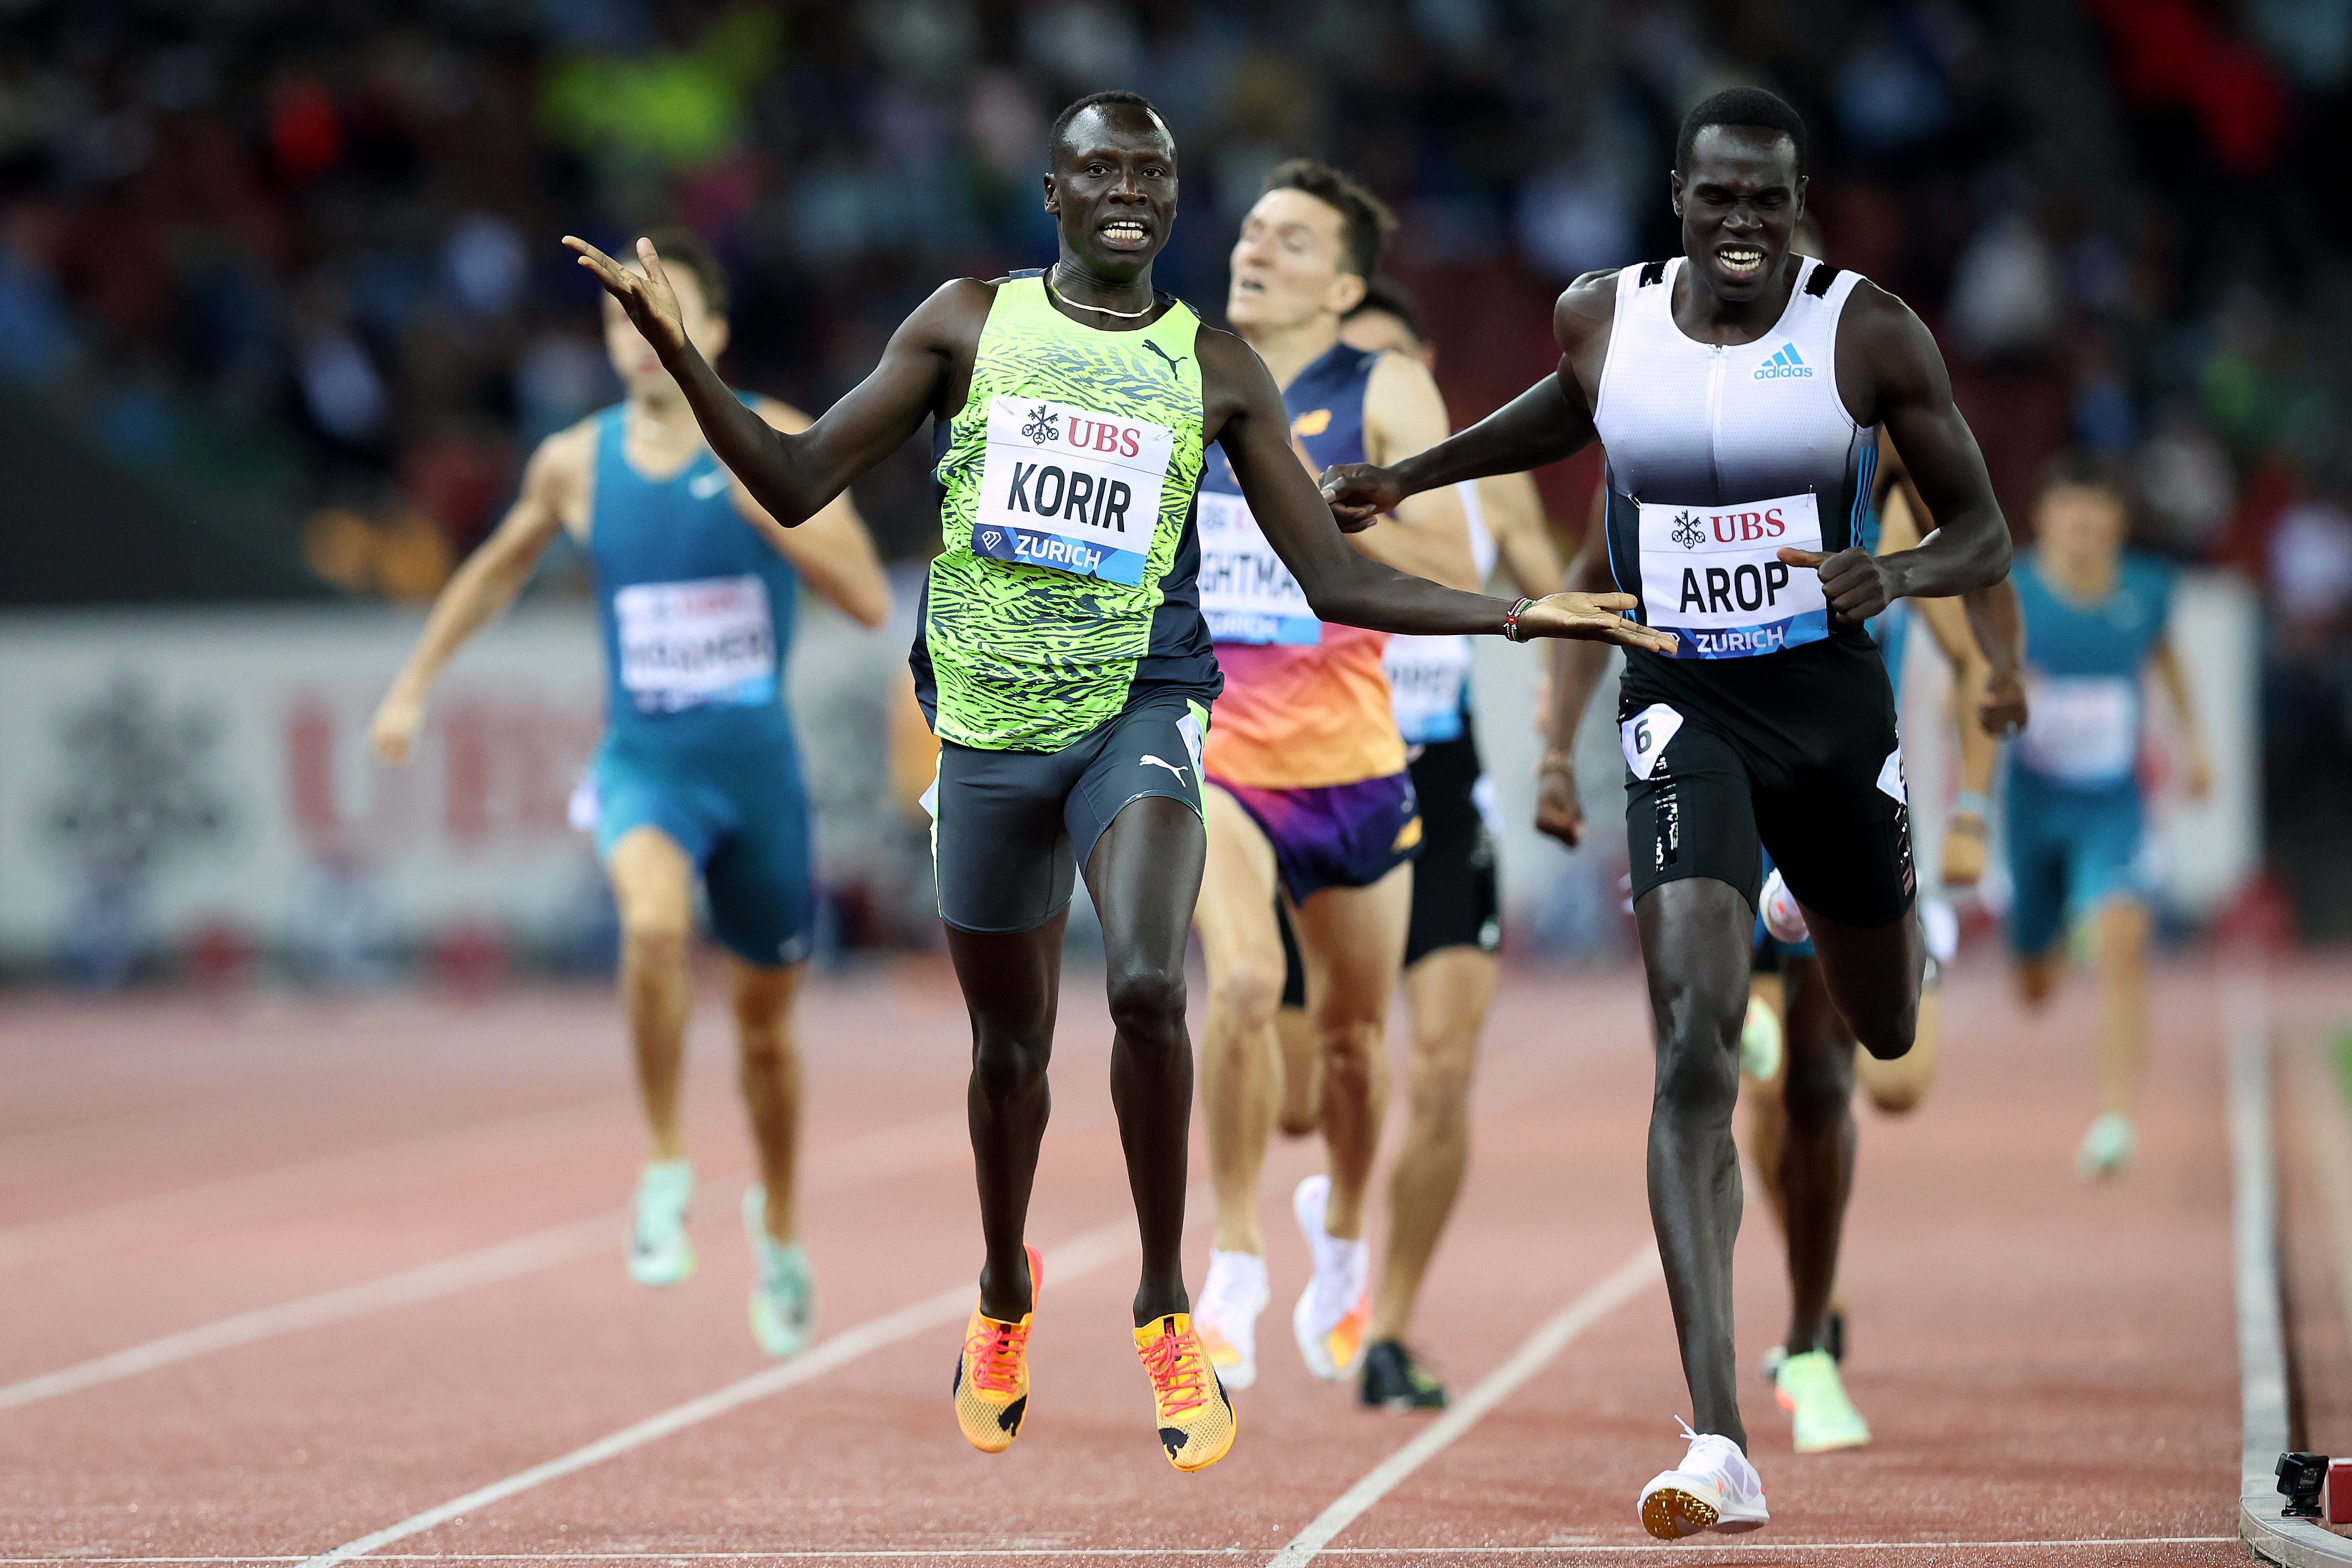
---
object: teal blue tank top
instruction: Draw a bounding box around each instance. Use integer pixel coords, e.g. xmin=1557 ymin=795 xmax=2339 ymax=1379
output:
xmin=588 ymin=400 xmax=800 ymax=754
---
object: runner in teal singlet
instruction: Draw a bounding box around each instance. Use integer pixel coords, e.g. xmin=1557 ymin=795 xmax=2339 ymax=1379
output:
xmin=370 ymin=230 xmax=890 ymax=1360
xmin=569 ymin=92 xmax=1665 ymax=1472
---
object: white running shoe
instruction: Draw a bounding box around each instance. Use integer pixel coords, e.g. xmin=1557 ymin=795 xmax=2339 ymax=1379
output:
xmin=1291 ymin=1175 xmax=1370 ymax=1381
xmin=1638 ymin=1418 xmax=1770 ymax=1540
xmin=1759 ymin=869 xmax=1810 ymax=946
xmin=1194 ymin=1248 xmax=1271 ymax=1389
xmin=741 ymin=1184 xmax=813 ymax=1358
xmin=628 ymin=1160 xmax=696 ymax=1287
xmin=2075 ymin=1111 xmax=2136 ymax=1180
xmin=1740 ymin=994 xmax=1784 ymax=1083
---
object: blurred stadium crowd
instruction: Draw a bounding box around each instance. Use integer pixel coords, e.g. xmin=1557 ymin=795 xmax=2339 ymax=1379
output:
xmin=4 ymin=0 xmax=2352 ymax=935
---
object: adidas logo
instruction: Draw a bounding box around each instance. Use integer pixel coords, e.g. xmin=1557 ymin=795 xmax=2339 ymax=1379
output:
xmin=1754 ymin=344 xmax=1813 ymax=380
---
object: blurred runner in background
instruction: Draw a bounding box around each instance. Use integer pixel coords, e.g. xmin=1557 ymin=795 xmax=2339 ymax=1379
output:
xmin=1188 ymin=162 xmax=1477 ymax=1400
xmin=370 ymin=227 xmax=890 ymax=1359
xmin=1741 ymin=429 xmax=2012 ymax=1400
xmin=2005 ymin=454 xmax=2212 ymax=1179
xmin=1248 ymin=275 xmax=1568 ymax=1412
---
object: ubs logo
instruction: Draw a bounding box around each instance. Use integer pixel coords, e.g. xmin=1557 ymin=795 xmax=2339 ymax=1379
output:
xmin=1020 ymin=404 xmax=1059 ymax=444
xmin=1669 ymin=511 xmax=1706 ymax=550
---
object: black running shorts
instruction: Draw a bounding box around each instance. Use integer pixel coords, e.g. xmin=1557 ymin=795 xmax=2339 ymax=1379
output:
xmin=927 ymin=697 xmax=1207 ymax=934
xmin=1403 ymin=729 xmax=1501 ymax=967
xmin=1620 ymin=639 xmax=1914 ymax=929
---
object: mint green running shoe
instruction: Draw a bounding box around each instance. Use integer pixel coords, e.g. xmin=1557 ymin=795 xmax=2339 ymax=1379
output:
xmin=1740 ymin=995 xmax=1785 ymax=1083
xmin=742 ymin=1184 xmax=813 ymax=1358
xmin=1773 ymin=1348 xmax=1870 ymax=1453
xmin=2075 ymin=1112 xmax=2136 ymax=1180
xmin=628 ymin=1160 xmax=696 ymax=1287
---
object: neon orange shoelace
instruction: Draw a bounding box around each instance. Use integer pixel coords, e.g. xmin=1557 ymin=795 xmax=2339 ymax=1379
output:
xmin=1142 ymin=1327 xmax=1209 ymax=1417
xmin=965 ymin=1319 xmax=1030 ymax=1395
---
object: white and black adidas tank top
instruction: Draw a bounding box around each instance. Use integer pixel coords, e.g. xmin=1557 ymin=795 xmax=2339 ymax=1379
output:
xmin=1593 ymin=255 xmax=1877 ymax=664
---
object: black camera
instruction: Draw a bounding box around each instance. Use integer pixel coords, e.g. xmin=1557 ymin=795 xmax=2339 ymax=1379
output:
xmin=2277 ymin=1451 xmax=2329 ymax=1520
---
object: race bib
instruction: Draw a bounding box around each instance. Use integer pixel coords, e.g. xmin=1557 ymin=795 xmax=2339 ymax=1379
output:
xmin=1383 ymin=634 xmax=1472 ymax=743
xmin=612 ymin=575 xmax=777 ymax=713
xmin=970 ymin=395 xmax=1171 ymax=586
xmin=1197 ymin=491 xmax=1320 ymax=645
xmin=2016 ymin=673 xmax=2137 ymax=786
xmin=1619 ymin=702 xmax=1683 ymax=779
xmin=1638 ymin=492 xmax=1827 ymax=659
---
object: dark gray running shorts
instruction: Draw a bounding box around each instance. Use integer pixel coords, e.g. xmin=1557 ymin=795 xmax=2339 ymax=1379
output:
xmin=924 ymin=697 xmax=1209 ymax=934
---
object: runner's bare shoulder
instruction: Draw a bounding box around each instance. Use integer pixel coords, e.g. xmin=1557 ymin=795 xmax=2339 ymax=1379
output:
xmin=1830 ymin=275 xmax=1948 ymax=423
xmin=530 ymin=416 xmax=600 ymax=495
xmin=1552 ymin=268 xmax=1622 ymax=354
xmin=1194 ymin=323 xmax=1277 ymax=429
xmin=908 ymin=277 xmax=1003 ymax=337
xmin=528 ymin=415 xmax=601 ymax=536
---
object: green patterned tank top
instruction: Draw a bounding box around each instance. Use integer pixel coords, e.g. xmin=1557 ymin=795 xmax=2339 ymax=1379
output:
xmin=915 ymin=272 xmax=1218 ymax=751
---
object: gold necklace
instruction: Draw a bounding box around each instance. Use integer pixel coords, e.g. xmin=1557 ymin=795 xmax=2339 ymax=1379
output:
xmin=1046 ymin=264 xmax=1157 ymax=320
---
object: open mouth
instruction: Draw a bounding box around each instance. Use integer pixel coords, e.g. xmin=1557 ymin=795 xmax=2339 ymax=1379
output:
xmin=1716 ymin=246 xmax=1766 ymax=280
xmin=1232 ymin=273 xmax=1267 ymax=296
xmin=1100 ymin=218 xmax=1150 ymax=250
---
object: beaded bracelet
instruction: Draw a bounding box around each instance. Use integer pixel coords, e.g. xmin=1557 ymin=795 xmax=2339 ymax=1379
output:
xmin=1502 ymin=597 xmax=1536 ymax=642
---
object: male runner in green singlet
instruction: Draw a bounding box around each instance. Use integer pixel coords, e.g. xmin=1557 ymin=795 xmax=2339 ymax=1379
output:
xmin=568 ymin=90 xmax=1668 ymax=1473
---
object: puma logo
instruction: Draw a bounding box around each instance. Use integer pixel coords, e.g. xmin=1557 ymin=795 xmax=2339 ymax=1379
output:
xmin=1140 ymin=754 xmax=1191 ymax=785
xmin=1142 ymin=341 xmax=1188 ymax=378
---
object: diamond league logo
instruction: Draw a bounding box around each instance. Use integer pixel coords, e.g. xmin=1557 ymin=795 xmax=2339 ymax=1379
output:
xmin=1669 ymin=510 xmax=1705 ymax=549
xmin=981 ymin=529 xmax=1003 ymax=550
xmin=1020 ymin=403 xmax=1058 ymax=443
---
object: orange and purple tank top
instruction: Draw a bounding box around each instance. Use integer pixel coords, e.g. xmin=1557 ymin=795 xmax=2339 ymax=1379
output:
xmin=1196 ymin=342 xmax=1405 ymax=790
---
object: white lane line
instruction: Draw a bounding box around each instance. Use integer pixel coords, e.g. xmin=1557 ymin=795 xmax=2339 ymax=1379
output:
xmin=0 ymin=1219 xmax=608 ymax=1413
xmin=1268 ymin=1245 xmax=1660 ymax=1568
xmin=0 ymin=1099 xmax=619 ymax=1273
xmin=0 ymin=1539 xmax=2241 ymax=1562
xmin=0 ymin=1111 xmax=969 ymax=1414
xmin=2224 ymin=974 xmax=2352 ymax=1568
xmin=294 ymin=1217 xmax=1146 ymax=1568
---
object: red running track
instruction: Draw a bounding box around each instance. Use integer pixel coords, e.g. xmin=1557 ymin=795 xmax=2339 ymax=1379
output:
xmin=3 ymin=955 xmax=2344 ymax=1565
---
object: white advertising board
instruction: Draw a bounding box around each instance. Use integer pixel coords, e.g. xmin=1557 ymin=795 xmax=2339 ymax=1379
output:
xmin=0 ymin=606 xmax=608 ymax=968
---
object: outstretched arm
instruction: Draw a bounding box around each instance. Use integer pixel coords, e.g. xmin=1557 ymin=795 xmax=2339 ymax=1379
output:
xmin=1783 ymin=284 xmax=2013 ymax=622
xmin=736 ymin=399 xmax=892 ymax=628
xmin=370 ymin=429 xmax=579 ymax=763
xmin=1204 ymin=329 xmax=1670 ymax=650
xmin=567 ymin=236 xmax=970 ymax=527
xmin=1320 ymin=272 xmax=1614 ymax=524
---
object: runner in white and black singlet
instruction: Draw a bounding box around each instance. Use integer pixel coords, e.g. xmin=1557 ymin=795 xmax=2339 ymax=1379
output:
xmin=1323 ymin=89 xmax=2024 ymax=1539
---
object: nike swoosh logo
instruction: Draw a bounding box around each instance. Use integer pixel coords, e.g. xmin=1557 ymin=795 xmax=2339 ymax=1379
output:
xmin=1140 ymin=754 xmax=1191 ymax=785
xmin=688 ymin=471 xmax=728 ymax=499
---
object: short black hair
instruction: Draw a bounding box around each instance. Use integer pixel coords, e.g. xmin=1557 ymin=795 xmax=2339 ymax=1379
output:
xmin=643 ymin=226 xmax=728 ymax=316
xmin=1048 ymin=91 xmax=1169 ymax=162
xmin=2037 ymin=449 xmax=2133 ymax=503
xmin=1346 ymin=274 xmax=1424 ymax=341
xmin=2034 ymin=449 xmax=2144 ymax=544
xmin=1675 ymin=87 xmax=1808 ymax=178
xmin=1261 ymin=157 xmax=1396 ymax=280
